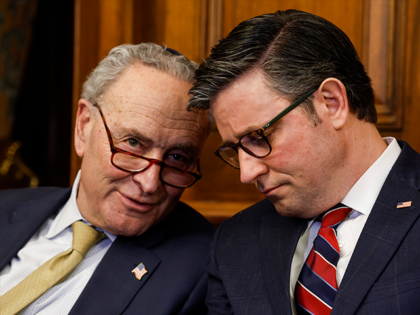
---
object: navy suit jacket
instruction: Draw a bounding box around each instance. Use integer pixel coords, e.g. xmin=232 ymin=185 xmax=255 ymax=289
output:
xmin=207 ymin=141 xmax=420 ymax=315
xmin=0 ymin=187 xmax=215 ymax=315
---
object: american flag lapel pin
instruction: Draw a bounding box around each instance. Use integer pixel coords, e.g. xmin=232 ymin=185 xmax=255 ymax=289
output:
xmin=397 ymin=201 xmax=412 ymax=209
xmin=132 ymin=263 xmax=148 ymax=280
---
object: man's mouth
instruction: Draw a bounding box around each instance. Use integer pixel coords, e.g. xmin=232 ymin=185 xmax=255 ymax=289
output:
xmin=119 ymin=192 xmax=159 ymax=212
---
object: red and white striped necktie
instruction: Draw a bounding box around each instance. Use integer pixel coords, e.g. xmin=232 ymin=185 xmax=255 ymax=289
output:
xmin=295 ymin=204 xmax=351 ymax=315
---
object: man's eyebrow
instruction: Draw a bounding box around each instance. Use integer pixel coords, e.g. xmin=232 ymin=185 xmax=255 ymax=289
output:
xmin=170 ymin=143 xmax=199 ymax=155
xmin=113 ymin=126 xmax=153 ymax=144
xmin=115 ymin=126 xmax=199 ymax=154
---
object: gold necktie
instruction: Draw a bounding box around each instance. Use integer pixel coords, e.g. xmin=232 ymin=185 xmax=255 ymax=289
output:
xmin=0 ymin=221 xmax=105 ymax=315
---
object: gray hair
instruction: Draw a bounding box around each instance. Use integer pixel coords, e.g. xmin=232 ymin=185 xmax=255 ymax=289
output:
xmin=81 ymin=43 xmax=198 ymax=104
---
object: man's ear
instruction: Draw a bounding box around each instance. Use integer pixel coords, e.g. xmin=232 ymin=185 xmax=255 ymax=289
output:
xmin=74 ymin=99 xmax=94 ymax=157
xmin=317 ymin=78 xmax=349 ymax=130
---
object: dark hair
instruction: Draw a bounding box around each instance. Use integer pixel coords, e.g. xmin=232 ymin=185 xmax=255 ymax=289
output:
xmin=187 ymin=9 xmax=376 ymax=123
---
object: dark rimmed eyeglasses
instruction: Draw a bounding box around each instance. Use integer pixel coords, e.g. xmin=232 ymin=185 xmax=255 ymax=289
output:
xmin=94 ymin=104 xmax=202 ymax=188
xmin=215 ymin=88 xmax=317 ymax=169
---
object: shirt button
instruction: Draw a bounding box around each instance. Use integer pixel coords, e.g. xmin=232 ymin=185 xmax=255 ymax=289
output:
xmin=338 ymin=239 xmax=345 ymax=248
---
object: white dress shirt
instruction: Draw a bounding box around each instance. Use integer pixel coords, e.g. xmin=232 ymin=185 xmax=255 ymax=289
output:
xmin=0 ymin=171 xmax=116 ymax=314
xmin=289 ymin=137 xmax=401 ymax=314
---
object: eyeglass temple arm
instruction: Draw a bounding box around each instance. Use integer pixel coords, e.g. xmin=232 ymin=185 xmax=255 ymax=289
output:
xmin=94 ymin=103 xmax=117 ymax=148
xmin=196 ymin=159 xmax=201 ymax=175
xmin=261 ymin=85 xmax=352 ymax=132
xmin=261 ymin=88 xmax=317 ymax=131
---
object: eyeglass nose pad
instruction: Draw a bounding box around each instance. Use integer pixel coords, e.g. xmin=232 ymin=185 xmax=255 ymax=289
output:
xmin=237 ymin=147 xmax=247 ymax=160
xmin=147 ymin=159 xmax=169 ymax=182
xmin=130 ymin=158 xmax=163 ymax=176
xmin=149 ymin=158 xmax=165 ymax=169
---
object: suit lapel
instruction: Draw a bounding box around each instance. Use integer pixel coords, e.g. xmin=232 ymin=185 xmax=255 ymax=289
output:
xmin=260 ymin=211 xmax=306 ymax=315
xmin=0 ymin=188 xmax=71 ymax=270
xmin=332 ymin=173 xmax=420 ymax=315
xmin=70 ymin=217 xmax=167 ymax=315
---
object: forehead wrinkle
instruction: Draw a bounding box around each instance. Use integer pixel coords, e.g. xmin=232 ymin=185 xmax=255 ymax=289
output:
xmin=101 ymin=111 xmax=153 ymax=143
xmin=111 ymin=108 xmax=205 ymax=136
xmin=114 ymin=112 xmax=205 ymax=152
xmin=137 ymin=107 xmax=207 ymax=137
xmin=123 ymin=103 xmax=200 ymax=122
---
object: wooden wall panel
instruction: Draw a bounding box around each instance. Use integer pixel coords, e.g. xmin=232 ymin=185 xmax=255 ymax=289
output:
xmin=71 ymin=0 xmax=420 ymax=224
xmin=363 ymin=0 xmax=406 ymax=130
xmin=402 ymin=0 xmax=420 ymax=151
xmin=98 ymin=0 xmax=133 ymax=60
xmin=71 ymin=0 xmax=100 ymax=183
xmin=223 ymin=0 xmax=364 ymax=55
xmin=383 ymin=0 xmax=420 ymax=152
xmin=133 ymin=0 xmax=203 ymax=63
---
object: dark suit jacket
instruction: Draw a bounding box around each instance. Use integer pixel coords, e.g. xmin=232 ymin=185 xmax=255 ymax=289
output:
xmin=0 ymin=187 xmax=215 ymax=315
xmin=207 ymin=140 xmax=420 ymax=315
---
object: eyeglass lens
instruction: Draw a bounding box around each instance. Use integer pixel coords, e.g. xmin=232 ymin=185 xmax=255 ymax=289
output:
xmin=113 ymin=152 xmax=197 ymax=187
xmin=218 ymin=131 xmax=270 ymax=169
xmin=241 ymin=131 xmax=271 ymax=156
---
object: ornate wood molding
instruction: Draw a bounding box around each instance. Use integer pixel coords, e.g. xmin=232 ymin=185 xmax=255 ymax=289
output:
xmin=200 ymin=0 xmax=223 ymax=60
xmin=363 ymin=0 xmax=407 ymax=130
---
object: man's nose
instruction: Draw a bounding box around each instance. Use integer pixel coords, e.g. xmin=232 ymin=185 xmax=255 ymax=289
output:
xmin=238 ymin=148 xmax=268 ymax=185
xmin=133 ymin=162 xmax=162 ymax=194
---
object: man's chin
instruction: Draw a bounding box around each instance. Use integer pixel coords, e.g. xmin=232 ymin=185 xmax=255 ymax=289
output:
xmin=99 ymin=215 xmax=152 ymax=236
xmin=274 ymin=206 xmax=297 ymax=217
xmin=107 ymin=223 xmax=150 ymax=237
xmin=272 ymin=201 xmax=305 ymax=218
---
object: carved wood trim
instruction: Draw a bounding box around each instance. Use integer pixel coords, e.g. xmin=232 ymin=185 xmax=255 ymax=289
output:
xmin=363 ymin=0 xmax=407 ymax=130
xmin=200 ymin=0 xmax=223 ymax=60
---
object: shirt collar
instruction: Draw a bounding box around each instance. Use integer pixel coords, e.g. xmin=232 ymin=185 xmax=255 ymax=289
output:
xmin=45 ymin=170 xmax=116 ymax=241
xmin=341 ymin=137 xmax=401 ymax=215
xmin=304 ymin=137 xmax=400 ymax=230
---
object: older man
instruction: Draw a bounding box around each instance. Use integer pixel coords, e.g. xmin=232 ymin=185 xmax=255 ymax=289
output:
xmin=188 ymin=10 xmax=420 ymax=315
xmin=0 ymin=43 xmax=214 ymax=315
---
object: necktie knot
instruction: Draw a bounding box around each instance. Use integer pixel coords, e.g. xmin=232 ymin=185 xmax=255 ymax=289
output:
xmin=320 ymin=204 xmax=352 ymax=229
xmin=72 ymin=221 xmax=105 ymax=257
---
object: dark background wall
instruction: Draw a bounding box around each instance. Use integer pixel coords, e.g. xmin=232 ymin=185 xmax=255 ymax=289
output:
xmin=12 ymin=0 xmax=74 ymax=187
